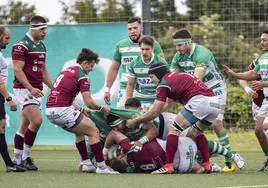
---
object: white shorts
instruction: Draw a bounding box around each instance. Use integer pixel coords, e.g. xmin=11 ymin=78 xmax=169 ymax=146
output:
xmin=46 ymin=106 xmax=83 ymax=129
xmin=184 ymin=95 xmax=221 ymax=124
xmin=212 ymin=86 xmax=227 ymax=121
xmin=252 ymin=102 xmax=260 ymax=120
xmin=160 ymin=112 xmax=176 ymax=140
xmin=13 ymin=88 xmax=42 ymax=109
xmin=117 ymin=89 xmax=126 ymax=108
xmin=257 ymin=99 xmax=268 ymax=118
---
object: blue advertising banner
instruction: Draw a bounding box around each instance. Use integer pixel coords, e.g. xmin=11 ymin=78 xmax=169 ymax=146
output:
xmin=3 ymin=23 xmax=125 ymax=145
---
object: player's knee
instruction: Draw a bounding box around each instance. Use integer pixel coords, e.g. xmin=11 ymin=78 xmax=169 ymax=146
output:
xmin=88 ymin=126 xmax=99 ymax=138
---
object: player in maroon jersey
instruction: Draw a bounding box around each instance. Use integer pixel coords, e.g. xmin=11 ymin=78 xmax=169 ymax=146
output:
xmin=12 ymin=16 xmax=52 ymax=171
xmin=127 ymin=63 xmax=221 ymax=174
xmin=46 ymin=48 xmax=118 ymax=174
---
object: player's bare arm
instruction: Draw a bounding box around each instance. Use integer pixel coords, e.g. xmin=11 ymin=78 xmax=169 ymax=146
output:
xmin=252 ymin=80 xmax=268 ymax=91
xmin=238 ymin=79 xmax=258 ymax=99
xmin=127 ymin=100 xmax=165 ymax=128
xmin=126 ymin=76 xmax=136 ymax=100
xmin=13 ymin=59 xmax=43 ymax=97
xmin=104 ymin=60 xmax=120 ymax=104
xmin=160 ymin=98 xmax=175 ymax=113
xmin=82 ymin=91 xmax=110 ymax=113
xmin=194 ymin=67 xmax=206 ymax=80
xmin=224 ymin=65 xmax=261 ymax=81
xmin=0 ymin=74 xmax=17 ymax=111
xmin=41 ymin=65 xmax=52 ymax=88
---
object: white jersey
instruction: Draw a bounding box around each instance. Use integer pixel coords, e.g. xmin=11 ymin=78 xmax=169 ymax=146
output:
xmin=157 ymin=137 xmax=197 ymax=173
xmin=0 ymin=50 xmax=8 ymax=85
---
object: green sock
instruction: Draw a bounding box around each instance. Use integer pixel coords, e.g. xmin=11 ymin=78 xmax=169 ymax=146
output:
xmin=208 ymin=140 xmax=232 ymax=159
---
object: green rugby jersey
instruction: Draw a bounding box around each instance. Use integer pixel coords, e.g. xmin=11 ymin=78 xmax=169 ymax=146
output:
xmin=113 ymin=37 xmax=163 ymax=90
xmin=170 ymin=43 xmax=224 ymax=90
xmin=128 ymin=54 xmax=168 ymax=104
xmin=254 ymin=52 xmax=268 ymax=97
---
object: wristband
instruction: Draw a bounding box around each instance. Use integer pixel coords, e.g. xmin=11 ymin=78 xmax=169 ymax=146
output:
xmin=98 ymin=106 xmax=104 ymax=112
xmin=244 ymin=86 xmax=252 ymax=94
xmin=138 ymin=136 xmax=149 ymax=144
xmin=5 ymin=96 xmax=12 ymax=102
xmin=104 ymin=87 xmax=110 ymax=92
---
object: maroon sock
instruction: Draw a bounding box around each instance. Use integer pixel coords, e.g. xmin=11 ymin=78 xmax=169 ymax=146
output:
xmin=76 ymin=140 xmax=89 ymax=161
xmin=166 ymin=134 xmax=179 ymax=164
xmin=14 ymin=133 xmax=24 ymax=150
xmin=195 ymin=134 xmax=210 ymax=163
xmin=119 ymin=138 xmax=132 ymax=153
xmin=90 ymin=142 xmax=104 ymax=162
xmin=24 ymin=128 xmax=37 ymax=147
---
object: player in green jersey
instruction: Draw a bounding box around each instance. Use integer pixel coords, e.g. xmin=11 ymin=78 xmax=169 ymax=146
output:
xmin=224 ymin=30 xmax=268 ymax=172
xmin=170 ymin=28 xmax=234 ymax=171
xmin=126 ymin=36 xmax=168 ymax=109
xmin=104 ymin=17 xmax=164 ymax=108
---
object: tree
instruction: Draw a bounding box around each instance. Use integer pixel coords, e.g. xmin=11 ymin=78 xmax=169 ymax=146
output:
xmin=118 ymin=0 xmax=134 ymax=20
xmin=99 ymin=0 xmax=122 ymax=22
xmin=0 ymin=0 xmax=36 ymax=24
xmin=59 ymin=0 xmax=98 ymax=23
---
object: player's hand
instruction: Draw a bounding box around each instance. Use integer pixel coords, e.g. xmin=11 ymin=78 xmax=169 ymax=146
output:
xmin=252 ymin=81 xmax=264 ymax=91
xmin=101 ymin=106 xmax=111 ymax=113
xmin=8 ymin=100 xmax=17 ymax=111
xmin=130 ymin=141 xmax=143 ymax=152
xmin=29 ymin=88 xmax=44 ymax=98
xmin=250 ymin=90 xmax=259 ymax=99
xmin=104 ymin=91 xmax=111 ymax=105
xmin=223 ymin=65 xmax=236 ymax=77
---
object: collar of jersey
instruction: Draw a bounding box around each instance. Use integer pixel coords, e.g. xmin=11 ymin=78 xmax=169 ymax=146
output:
xmin=76 ymin=64 xmax=88 ymax=75
xmin=26 ymin=32 xmax=40 ymax=45
xmin=128 ymin=37 xmax=139 ymax=45
xmin=141 ymin=53 xmax=155 ymax=65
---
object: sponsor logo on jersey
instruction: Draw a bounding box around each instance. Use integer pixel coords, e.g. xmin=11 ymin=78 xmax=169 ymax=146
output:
xmin=133 ymin=68 xmax=149 ymax=74
xmin=179 ymin=61 xmax=195 ymax=67
xmin=121 ymin=56 xmax=137 ymax=65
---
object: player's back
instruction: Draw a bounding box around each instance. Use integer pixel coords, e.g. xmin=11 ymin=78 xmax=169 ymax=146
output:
xmin=161 ymin=72 xmax=214 ymax=105
xmin=47 ymin=66 xmax=88 ymax=107
xmin=127 ymin=138 xmax=165 ymax=172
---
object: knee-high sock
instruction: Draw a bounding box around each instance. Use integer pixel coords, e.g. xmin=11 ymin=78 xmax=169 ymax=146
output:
xmin=195 ymin=134 xmax=210 ymax=163
xmin=0 ymin=133 xmax=13 ymax=166
xmin=76 ymin=139 xmax=89 ymax=161
xmin=165 ymin=134 xmax=179 ymax=164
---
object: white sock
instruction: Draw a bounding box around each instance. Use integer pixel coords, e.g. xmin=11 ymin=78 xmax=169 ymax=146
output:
xmin=13 ymin=149 xmax=23 ymax=164
xmin=22 ymin=144 xmax=31 ymax=161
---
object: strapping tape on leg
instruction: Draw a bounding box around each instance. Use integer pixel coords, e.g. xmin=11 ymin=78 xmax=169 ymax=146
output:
xmin=172 ymin=121 xmax=184 ymax=132
xmin=193 ymin=123 xmax=203 ymax=132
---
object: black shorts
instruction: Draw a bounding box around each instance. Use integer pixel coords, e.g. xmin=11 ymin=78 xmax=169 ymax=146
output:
xmin=0 ymin=94 xmax=6 ymax=120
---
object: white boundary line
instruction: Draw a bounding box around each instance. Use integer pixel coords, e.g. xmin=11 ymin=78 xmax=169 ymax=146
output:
xmin=217 ymin=185 xmax=268 ymax=188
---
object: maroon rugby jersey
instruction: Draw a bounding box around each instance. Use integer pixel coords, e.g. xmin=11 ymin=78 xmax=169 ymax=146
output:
xmin=246 ymin=60 xmax=264 ymax=107
xmin=121 ymin=139 xmax=165 ymax=172
xmin=156 ymin=72 xmax=215 ymax=105
xmin=46 ymin=66 xmax=90 ymax=107
xmin=12 ymin=33 xmax=46 ymax=90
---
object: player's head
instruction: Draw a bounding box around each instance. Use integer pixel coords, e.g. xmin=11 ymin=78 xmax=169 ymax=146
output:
xmin=77 ymin=48 xmax=99 ymax=74
xmin=107 ymin=145 xmax=128 ymax=173
xmin=148 ymin=63 xmax=170 ymax=84
xmin=261 ymin=30 xmax=268 ymax=51
xmin=124 ymin=97 xmax=141 ymax=110
xmin=127 ymin=17 xmax=143 ymax=43
xmin=0 ymin=26 xmax=10 ymax=49
xmin=107 ymin=114 xmax=125 ymax=131
xmin=139 ymin=35 xmax=154 ymax=62
xmin=172 ymin=28 xmax=192 ymax=54
xmin=29 ymin=15 xmax=48 ymax=41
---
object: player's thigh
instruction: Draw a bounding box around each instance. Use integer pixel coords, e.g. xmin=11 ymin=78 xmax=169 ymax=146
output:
xmin=23 ymin=105 xmax=42 ymax=125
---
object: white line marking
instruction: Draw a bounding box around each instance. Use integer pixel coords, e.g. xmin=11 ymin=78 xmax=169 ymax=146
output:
xmin=218 ymin=185 xmax=268 ymax=188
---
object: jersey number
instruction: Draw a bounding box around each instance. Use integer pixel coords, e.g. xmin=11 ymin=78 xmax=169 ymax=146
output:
xmin=53 ymin=74 xmax=64 ymax=88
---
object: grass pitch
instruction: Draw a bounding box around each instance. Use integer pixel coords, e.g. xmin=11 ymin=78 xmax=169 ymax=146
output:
xmin=0 ymin=131 xmax=267 ymax=188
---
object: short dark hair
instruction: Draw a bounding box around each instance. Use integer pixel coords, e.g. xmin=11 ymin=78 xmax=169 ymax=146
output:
xmin=262 ymin=30 xmax=268 ymax=35
xmin=77 ymin=48 xmax=99 ymax=64
xmin=30 ymin=15 xmax=47 ymax=24
xmin=127 ymin=17 xmax=141 ymax=24
xmin=125 ymin=98 xmax=141 ymax=108
xmin=138 ymin=35 xmax=154 ymax=47
xmin=172 ymin=28 xmax=192 ymax=39
xmin=0 ymin=26 xmax=7 ymax=36
xmin=108 ymin=157 xmax=128 ymax=173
